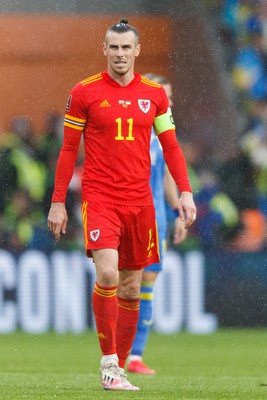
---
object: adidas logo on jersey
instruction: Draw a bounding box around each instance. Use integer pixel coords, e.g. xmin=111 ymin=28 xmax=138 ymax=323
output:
xmin=100 ymin=99 xmax=111 ymax=107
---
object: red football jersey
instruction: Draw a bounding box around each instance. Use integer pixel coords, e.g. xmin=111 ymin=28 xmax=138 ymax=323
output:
xmin=52 ymin=71 xmax=190 ymax=205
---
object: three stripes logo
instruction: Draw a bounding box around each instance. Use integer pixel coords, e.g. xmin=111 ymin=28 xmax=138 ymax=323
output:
xmin=100 ymin=99 xmax=111 ymax=107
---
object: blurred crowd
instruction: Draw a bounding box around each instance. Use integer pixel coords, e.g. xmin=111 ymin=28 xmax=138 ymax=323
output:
xmin=174 ymin=0 xmax=267 ymax=254
xmin=1 ymin=1 xmax=267 ymax=254
xmin=0 ymin=112 xmax=84 ymax=253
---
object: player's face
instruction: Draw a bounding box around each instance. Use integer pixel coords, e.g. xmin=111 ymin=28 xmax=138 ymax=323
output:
xmin=103 ymin=31 xmax=140 ymax=79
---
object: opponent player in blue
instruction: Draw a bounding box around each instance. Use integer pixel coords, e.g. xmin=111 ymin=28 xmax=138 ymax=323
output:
xmin=127 ymin=74 xmax=188 ymax=374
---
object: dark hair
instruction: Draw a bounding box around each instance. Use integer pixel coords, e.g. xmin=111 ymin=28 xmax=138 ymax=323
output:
xmin=105 ymin=18 xmax=139 ymax=44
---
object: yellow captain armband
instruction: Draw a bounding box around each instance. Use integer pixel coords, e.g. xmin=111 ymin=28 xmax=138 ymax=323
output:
xmin=154 ymin=110 xmax=175 ymax=135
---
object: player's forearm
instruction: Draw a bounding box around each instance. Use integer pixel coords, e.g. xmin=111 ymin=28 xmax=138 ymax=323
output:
xmin=51 ymin=144 xmax=79 ymax=203
xmin=159 ymin=130 xmax=192 ymax=193
xmin=164 ymin=167 xmax=180 ymax=209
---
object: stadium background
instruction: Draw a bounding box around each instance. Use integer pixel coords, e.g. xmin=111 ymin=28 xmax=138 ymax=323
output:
xmin=1 ymin=0 xmax=267 ymax=333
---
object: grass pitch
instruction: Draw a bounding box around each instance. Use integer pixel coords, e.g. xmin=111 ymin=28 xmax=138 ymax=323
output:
xmin=0 ymin=329 xmax=267 ymax=399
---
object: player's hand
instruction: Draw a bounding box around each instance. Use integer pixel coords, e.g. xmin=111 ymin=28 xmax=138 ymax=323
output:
xmin=176 ymin=191 xmax=197 ymax=229
xmin=47 ymin=202 xmax=68 ymax=241
xmin=173 ymin=217 xmax=188 ymax=245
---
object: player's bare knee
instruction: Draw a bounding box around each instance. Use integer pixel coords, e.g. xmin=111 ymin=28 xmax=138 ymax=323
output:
xmin=118 ymin=279 xmax=141 ymax=299
xmin=98 ymin=267 xmax=119 ymax=287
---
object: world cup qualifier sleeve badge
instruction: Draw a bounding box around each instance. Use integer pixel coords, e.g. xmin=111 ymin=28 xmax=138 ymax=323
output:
xmin=66 ymin=95 xmax=72 ymax=112
xmin=138 ymin=99 xmax=151 ymax=114
xmin=90 ymin=229 xmax=100 ymax=242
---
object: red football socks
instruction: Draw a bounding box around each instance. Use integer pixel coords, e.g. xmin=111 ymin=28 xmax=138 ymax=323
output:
xmin=92 ymin=282 xmax=140 ymax=367
xmin=116 ymin=296 xmax=140 ymax=368
xmin=92 ymin=282 xmax=118 ymax=355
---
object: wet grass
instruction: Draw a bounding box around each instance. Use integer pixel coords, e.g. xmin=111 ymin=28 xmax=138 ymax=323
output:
xmin=0 ymin=329 xmax=267 ymax=399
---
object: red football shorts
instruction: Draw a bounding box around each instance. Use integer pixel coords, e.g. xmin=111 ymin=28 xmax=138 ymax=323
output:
xmin=82 ymin=201 xmax=160 ymax=270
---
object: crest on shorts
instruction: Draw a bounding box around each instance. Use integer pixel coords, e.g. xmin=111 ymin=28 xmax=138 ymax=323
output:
xmin=138 ymin=99 xmax=151 ymax=114
xmin=90 ymin=229 xmax=100 ymax=242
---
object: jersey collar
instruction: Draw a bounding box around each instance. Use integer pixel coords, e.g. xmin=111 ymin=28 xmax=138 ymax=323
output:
xmin=101 ymin=70 xmax=141 ymax=88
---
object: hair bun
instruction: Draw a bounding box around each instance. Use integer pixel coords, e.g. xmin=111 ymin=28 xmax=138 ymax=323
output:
xmin=119 ymin=18 xmax=128 ymax=24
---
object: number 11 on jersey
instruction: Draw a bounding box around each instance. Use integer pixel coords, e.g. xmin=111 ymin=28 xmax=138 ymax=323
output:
xmin=115 ymin=118 xmax=134 ymax=141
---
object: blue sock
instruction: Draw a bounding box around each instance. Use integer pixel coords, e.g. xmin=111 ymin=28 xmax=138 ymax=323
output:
xmin=131 ymin=282 xmax=154 ymax=357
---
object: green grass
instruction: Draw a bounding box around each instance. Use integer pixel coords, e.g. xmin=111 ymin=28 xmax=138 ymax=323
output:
xmin=1 ymin=329 xmax=267 ymax=399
